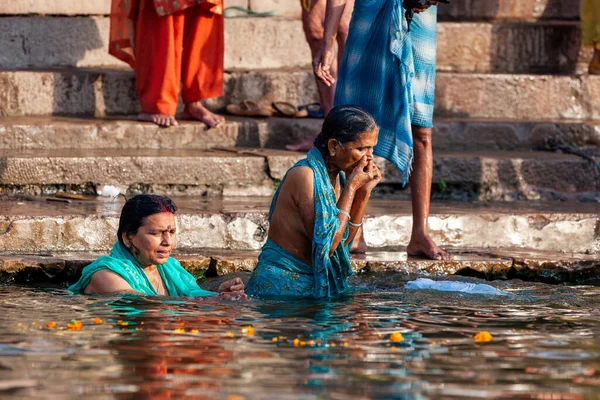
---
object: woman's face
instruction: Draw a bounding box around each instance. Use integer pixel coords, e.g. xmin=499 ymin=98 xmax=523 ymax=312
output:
xmin=329 ymin=128 xmax=379 ymax=174
xmin=124 ymin=212 xmax=177 ymax=267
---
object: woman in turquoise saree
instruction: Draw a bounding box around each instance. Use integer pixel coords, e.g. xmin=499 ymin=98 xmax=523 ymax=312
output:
xmin=69 ymin=194 xmax=246 ymax=299
xmin=246 ymin=105 xmax=382 ymax=298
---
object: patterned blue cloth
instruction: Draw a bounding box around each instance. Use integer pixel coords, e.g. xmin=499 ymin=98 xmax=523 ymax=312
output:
xmin=335 ymin=0 xmax=438 ymax=184
xmin=68 ymin=241 xmax=217 ymax=297
xmin=246 ymin=148 xmax=353 ymax=298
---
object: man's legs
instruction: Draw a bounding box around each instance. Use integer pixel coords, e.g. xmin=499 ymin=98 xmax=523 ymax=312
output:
xmin=286 ymin=0 xmax=354 ymax=151
xmin=134 ymin=0 xmax=182 ymax=127
xmin=181 ymin=5 xmax=226 ymax=128
xmin=406 ymin=6 xmax=450 ymax=260
xmin=406 ymin=125 xmax=450 ymax=259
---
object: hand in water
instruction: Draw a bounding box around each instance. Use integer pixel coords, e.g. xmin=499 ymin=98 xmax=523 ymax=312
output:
xmin=219 ymin=291 xmax=248 ymax=300
xmin=218 ymin=277 xmax=245 ymax=293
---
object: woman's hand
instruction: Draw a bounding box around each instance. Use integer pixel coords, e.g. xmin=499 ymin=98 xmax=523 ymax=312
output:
xmin=313 ymin=41 xmax=337 ymax=87
xmin=358 ymin=162 xmax=382 ymax=193
xmin=347 ymin=156 xmax=379 ymax=192
xmin=218 ymin=291 xmax=247 ymax=301
xmin=218 ymin=277 xmax=245 ymax=293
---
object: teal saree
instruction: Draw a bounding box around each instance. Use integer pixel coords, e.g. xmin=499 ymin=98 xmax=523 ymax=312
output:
xmin=68 ymin=241 xmax=216 ymax=297
xmin=246 ymin=148 xmax=353 ymax=298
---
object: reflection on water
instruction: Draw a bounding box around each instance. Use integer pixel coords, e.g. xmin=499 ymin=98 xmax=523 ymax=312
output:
xmin=1 ymin=277 xmax=600 ymax=399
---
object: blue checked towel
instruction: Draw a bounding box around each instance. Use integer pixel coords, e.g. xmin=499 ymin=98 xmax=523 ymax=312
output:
xmin=335 ymin=0 xmax=438 ymax=184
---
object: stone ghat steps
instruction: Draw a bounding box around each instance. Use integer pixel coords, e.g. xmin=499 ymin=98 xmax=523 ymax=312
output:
xmin=0 ymin=17 xmax=590 ymax=74
xmin=2 ymin=69 xmax=599 ymax=120
xmin=0 ymin=0 xmax=580 ymax=21
xmin=0 ymin=148 xmax=597 ymax=201
xmin=0 ymin=197 xmax=597 ymax=254
xmin=1 ymin=248 xmax=598 ymax=286
xmin=2 ymin=116 xmax=598 ymax=152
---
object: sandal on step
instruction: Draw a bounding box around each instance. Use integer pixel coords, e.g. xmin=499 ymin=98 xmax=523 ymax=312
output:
xmin=223 ymin=6 xmax=276 ymax=18
xmin=272 ymin=101 xmax=308 ymax=118
xmin=298 ymin=102 xmax=324 ymax=118
xmin=226 ymin=100 xmax=273 ymax=117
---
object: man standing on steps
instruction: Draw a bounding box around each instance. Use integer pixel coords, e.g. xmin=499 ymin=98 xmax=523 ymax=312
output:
xmin=286 ymin=0 xmax=355 ymax=151
xmin=314 ymin=0 xmax=451 ymax=260
xmin=109 ymin=0 xmax=226 ymax=128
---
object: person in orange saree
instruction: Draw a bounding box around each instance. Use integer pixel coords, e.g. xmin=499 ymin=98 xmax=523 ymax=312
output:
xmin=109 ymin=0 xmax=226 ymax=127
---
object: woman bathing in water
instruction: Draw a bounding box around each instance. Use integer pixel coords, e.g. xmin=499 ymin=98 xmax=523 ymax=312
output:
xmin=246 ymin=105 xmax=382 ymax=298
xmin=69 ymin=194 xmax=245 ymax=299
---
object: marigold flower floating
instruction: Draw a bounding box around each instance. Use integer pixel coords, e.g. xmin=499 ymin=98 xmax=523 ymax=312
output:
xmin=226 ymin=332 xmax=234 ymax=338
xmin=390 ymin=332 xmax=404 ymax=343
xmin=174 ymin=328 xmax=185 ymax=333
xmin=241 ymin=326 xmax=255 ymax=337
xmin=67 ymin=320 xmax=83 ymax=331
xmin=474 ymin=331 xmax=493 ymax=342
xmin=271 ymin=337 xmax=278 ymax=342
xmin=92 ymin=318 xmax=103 ymax=325
xmin=190 ymin=329 xmax=199 ymax=334
xmin=117 ymin=320 xmax=129 ymax=327
xmin=46 ymin=321 xmax=57 ymax=329
xmin=293 ymin=338 xmax=300 ymax=347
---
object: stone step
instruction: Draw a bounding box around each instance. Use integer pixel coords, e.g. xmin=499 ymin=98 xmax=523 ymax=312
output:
xmin=1 ymin=248 xmax=598 ymax=286
xmin=0 ymin=0 xmax=579 ymax=21
xmin=439 ymin=0 xmax=580 ymax=21
xmin=2 ymin=69 xmax=599 ymax=121
xmin=0 ymin=197 xmax=597 ymax=255
xmin=1 ymin=116 xmax=599 ymax=152
xmin=0 ymin=148 xmax=596 ymax=201
xmin=0 ymin=17 xmax=589 ymax=74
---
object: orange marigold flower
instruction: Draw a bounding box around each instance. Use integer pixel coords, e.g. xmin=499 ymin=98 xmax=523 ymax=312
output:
xmin=474 ymin=331 xmax=493 ymax=342
xmin=67 ymin=320 xmax=83 ymax=331
xmin=390 ymin=332 xmax=404 ymax=343
xmin=92 ymin=318 xmax=103 ymax=325
xmin=242 ymin=326 xmax=254 ymax=337
xmin=190 ymin=329 xmax=199 ymax=334
xmin=293 ymin=338 xmax=300 ymax=347
xmin=46 ymin=321 xmax=57 ymax=329
xmin=226 ymin=332 xmax=234 ymax=338
xmin=174 ymin=328 xmax=185 ymax=333
xmin=271 ymin=337 xmax=278 ymax=342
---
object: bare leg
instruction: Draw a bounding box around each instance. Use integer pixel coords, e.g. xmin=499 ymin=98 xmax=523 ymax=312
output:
xmin=138 ymin=113 xmax=178 ymax=127
xmin=286 ymin=0 xmax=353 ymax=152
xmin=406 ymin=125 xmax=451 ymax=260
xmin=183 ymin=101 xmax=225 ymax=128
xmin=590 ymin=45 xmax=600 ymax=75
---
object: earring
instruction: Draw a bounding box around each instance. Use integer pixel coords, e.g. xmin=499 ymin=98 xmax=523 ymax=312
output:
xmin=330 ymin=152 xmax=335 ymax=157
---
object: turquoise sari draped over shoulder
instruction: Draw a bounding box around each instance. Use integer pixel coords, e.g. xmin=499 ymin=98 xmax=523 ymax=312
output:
xmin=68 ymin=241 xmax=216 ymax=297
xmin=246 ymin=148 xmax=353 ymax=298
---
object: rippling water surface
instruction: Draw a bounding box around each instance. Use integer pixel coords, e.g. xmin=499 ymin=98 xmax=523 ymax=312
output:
xmin=1 ymin=276 xmax=600 ymax=399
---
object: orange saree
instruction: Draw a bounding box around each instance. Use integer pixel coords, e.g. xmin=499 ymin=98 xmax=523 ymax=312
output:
xmin=109 ymin=0 xmax=224 ymax=115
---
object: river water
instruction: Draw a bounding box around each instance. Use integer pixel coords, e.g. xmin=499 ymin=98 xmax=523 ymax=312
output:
xmin=1 ymin=276 xmax=600 ymax=399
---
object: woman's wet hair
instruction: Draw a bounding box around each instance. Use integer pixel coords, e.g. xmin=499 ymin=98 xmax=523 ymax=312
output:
xmin=314 ymin=105 xmax=378 ymax=158
xmin=117 ymin=194 xmax=177 ymax=245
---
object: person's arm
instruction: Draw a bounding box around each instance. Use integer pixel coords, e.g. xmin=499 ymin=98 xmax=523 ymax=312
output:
xmin=313 ymin=0 xmax=348 ymax=86
xmin=84 ymin=269 xmax=140 ymax=295
xmin=344 ymin=162 xmax=382 ymax=246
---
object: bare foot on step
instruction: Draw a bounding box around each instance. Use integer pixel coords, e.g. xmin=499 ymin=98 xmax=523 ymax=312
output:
xmin=184 ymin=101 xmax=225 ymax=128
xmin=138 ymin=113 xmax=178 ymax=127
xmin=407 ymin=234 xmax=452 ymax=260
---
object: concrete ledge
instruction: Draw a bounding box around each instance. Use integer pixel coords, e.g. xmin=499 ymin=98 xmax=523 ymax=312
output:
xmin=0 ymin=17 xmax=589 ymax=74
xmin=0 ymin=198 xmax=597 ymax=254
xmin=1 ymin=117 xmax=598 ymax=152
xmin=2 ymin=69 xmax=599 ymax=121
xmin=0 ymin=149 xmax=596 ymax=200
xmin=0 ymin=249 xmax=598 ymax=286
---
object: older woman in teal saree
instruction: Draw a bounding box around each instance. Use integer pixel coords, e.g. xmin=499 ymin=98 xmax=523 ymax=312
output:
xmin=69 ymin=194 xmax=245 ymax=299
xmin=246 ymin=105 xmax=382 ymax=298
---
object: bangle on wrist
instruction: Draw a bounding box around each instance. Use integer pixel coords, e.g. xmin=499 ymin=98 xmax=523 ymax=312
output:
xmin=348 ymin=219 xmax=363 ymax=228
xmin=338 ymin=209 xmax=351 ymax=219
